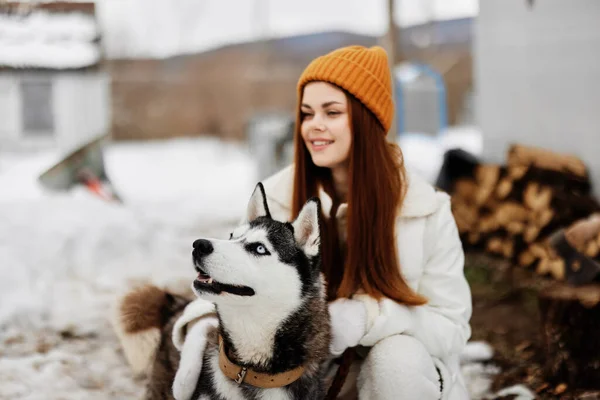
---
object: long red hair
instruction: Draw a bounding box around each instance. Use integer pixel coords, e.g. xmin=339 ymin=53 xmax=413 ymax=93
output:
xmin=292 ymin=86 xmax=427 ymax=305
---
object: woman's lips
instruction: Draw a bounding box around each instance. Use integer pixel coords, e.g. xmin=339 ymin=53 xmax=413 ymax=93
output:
xmin=309 ymin=140 xmax=334 ymax=152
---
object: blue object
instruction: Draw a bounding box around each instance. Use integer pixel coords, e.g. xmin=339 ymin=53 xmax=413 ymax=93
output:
xmin=394 ymin=62 xmax=448 ymax=138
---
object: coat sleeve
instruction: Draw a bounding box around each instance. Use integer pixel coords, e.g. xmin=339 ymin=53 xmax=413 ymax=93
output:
xmin=356 ymin=196 xmax=472 ymax=360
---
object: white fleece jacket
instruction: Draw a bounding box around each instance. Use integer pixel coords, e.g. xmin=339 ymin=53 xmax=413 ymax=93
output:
xmin=173 ymin=165 xmax=472 ymax=400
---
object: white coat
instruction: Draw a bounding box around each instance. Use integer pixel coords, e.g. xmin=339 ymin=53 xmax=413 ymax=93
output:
xmin=260 ymin=165 xmax=472 ymax=399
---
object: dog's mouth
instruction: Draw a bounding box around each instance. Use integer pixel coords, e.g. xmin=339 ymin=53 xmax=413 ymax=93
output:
xmin=193 ymin=264 xmax=255 ymax=297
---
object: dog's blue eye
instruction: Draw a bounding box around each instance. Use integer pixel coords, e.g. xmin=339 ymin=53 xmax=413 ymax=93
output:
xmin=244 ymin=242 xmax=270 ymax=256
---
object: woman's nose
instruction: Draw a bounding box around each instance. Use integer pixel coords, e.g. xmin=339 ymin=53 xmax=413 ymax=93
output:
xmin=306 ymin=116 xmax=326 ymax=132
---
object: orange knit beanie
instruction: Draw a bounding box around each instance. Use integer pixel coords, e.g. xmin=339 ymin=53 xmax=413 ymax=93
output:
xmin=297 ymin=45 xmax=394 ymax=132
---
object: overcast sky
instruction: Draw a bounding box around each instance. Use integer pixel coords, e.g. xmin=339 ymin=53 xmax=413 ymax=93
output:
xmin=95 ymin=0 xmax=478 ymax=58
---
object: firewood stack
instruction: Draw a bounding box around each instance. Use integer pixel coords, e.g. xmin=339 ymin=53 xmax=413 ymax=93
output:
xmin=450 ymin=144 xmax=600 ymax=280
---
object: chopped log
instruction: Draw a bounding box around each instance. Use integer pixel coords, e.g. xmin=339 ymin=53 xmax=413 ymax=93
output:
xmin=519 ymin=249 xmax=536 ymax=267
xmin=474 ymin=165 xmax=501 ymax=206
xmin=502 ymin=240 xmax=515 ymax=259
xmin=508 ymin=165 xmax=529 ymax=180
xmin=548 ymin=259 xmax=566 ymax=281
xmin=507 ymin=221 xmax=525 ymax=235
xmin=535 ymin=254 xmax=564 ymax=280
xmin=585 ymin=241 xmax=599 ymax=258
xmin=539 ymin=283 xmax=600 ymax=388
xmin=537 ymin=258 xmax=551 ymax=276
xmin=507 ymin=166 xmax=592 ymax=199
xmin=536 ymin=208 xmax=555 ymax=228
xmin=475 ymin=164 xmax=501 ymax=187
xmin=452 ymin=202 xmax=482 ymax=236
xmin=524 ymin=225 xmax=541 ymax=243
xmin=474 ymin=187 xmax=494 ymax=207
xmin=468 ymin=232 xmax=480 ymax=246
xmin=454 ymin=215 xmax=470 ymax=235
xmin=496 ymin=202 xmax=530 ymax=225
xmin=479 ymin=215 xmax=500 ymax=233
xmin=486 ymin=237 xmax=504 ymax=254
xmin=508 ymin=144 xmax=588 ymax=177
xmin=495 ymin=178 xmax=513 ymax=200
xmin=454 ymin=179 xmax=479 ymax=204
xmin=524 ymin=183 xmax=553 ymax=211
xmin=530 ymin=243 xmax=548 ymax=259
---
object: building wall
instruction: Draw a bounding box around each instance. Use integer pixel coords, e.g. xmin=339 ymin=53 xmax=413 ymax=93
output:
xmin=475 ymin=0 xmax=600 ymax=192
xmin=54 ymin=71 xmax=111 ymax=153
xmin=0 ymin=71 xmax=110 ymax=152
xmin=107 ymin=49 xmax=303 ymax=142
xmin=0 ymin=75 xmax=23 ymax=145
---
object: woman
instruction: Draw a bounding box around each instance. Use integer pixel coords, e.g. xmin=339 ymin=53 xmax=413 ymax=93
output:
xmin=173 ymin=45 xmax=472 ymax=400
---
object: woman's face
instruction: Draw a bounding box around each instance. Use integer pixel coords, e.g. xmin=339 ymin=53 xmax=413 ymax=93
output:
xmin=300 ymin=82 xmax=352 ymax=169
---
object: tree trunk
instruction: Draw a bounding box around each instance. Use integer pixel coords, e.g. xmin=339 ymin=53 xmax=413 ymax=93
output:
xmin=538 ymin=283 xmax=600 ymax=389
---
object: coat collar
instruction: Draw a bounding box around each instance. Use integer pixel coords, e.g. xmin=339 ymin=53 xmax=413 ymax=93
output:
xmin=262 ymin=165 xmax=440 ymax=219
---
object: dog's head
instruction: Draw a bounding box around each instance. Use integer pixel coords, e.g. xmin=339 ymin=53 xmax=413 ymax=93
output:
xmin=191 ymin=182 xmax=322 ymax=309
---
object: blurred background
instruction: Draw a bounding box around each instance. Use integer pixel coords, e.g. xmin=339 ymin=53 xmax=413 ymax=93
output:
xmin=1 ymin=1 xmax=599 ymax=399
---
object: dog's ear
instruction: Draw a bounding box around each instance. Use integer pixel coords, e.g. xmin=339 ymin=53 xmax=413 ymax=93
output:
xmin=246 ymin=182 xmax=271 ymax=222
xmin=292 ymin=198 xmax=321 ymax=257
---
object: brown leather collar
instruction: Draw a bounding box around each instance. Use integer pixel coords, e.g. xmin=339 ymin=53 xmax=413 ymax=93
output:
xmin=218 ymin=335 xmax=305 ymax=388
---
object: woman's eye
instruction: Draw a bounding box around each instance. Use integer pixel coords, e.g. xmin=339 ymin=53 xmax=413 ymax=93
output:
xmin=302 ymin=112 xmax=313 ymax=120
xmin=327 ymin=111 xmax=340 ymax=116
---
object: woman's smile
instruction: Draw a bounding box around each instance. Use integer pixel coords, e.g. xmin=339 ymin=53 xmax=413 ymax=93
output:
xmin=308 ymin=138 xmax=335 ymax=152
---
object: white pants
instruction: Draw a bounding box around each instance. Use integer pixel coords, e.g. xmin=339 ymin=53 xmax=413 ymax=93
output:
xmin=337 ymin=335 xmax=446 ymax=400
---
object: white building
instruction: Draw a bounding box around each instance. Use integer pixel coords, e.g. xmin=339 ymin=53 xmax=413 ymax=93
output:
xmin=475 ymin=0 xmax=600 ymax=192
xmin=0 ymin=2 xmax=110 ymax=153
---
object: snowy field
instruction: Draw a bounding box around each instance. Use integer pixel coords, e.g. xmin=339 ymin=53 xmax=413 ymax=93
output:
xmin=0 ymin=135 xmax=532 ymax=399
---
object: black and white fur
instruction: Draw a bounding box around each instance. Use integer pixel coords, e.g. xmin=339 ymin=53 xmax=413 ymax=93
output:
xmin=187 ymin=183 xmax=331 ymax=400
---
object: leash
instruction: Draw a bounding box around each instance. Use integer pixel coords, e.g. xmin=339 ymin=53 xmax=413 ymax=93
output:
xmin=324 ymin=347 xmax=357 ymax=400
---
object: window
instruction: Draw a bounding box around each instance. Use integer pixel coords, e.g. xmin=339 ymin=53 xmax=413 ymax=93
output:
xmin=21 ymin=79 xmax=54 ymax=136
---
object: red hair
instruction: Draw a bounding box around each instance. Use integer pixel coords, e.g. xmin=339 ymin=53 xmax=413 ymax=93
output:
xmin=292 ymin=87 xmax=427 ymax=305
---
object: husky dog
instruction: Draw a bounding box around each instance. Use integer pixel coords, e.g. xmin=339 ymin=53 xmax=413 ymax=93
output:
xmin=115 ymin=183 xmax=331 ymax=400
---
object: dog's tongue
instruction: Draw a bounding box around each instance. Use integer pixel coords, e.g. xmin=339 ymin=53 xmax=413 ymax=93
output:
xmin=197 ymin=272 xmax=213 ymax=284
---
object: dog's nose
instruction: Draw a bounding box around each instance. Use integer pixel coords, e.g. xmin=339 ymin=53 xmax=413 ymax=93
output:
xmin=192 ymin=239 xmax=213 ymax=255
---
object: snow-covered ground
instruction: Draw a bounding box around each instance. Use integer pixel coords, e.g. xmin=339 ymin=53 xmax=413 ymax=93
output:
xmin=0 ymin=135 xmax=532 ymax=399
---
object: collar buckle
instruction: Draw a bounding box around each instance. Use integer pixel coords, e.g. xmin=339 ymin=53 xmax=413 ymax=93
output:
xmin=235 ymin=367 xmax=248 ymax=385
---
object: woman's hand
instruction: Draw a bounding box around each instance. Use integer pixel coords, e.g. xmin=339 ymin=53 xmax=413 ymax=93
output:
xmin=173 ymin=315 xmax=219 ymax=400
xmin=328 ymin=298 xmax=368 ymax=356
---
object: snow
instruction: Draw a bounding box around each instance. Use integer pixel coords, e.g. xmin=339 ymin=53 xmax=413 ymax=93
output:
xmin=0 ymin=136 xmax=511 ymax=398
xmin=0 ymin=11 xmax=98 ymax=42
xmin=0 ymin=138 xmax=257 ymax=398
xmin=0 ymin=41 xmax=100 ymax=69
xmin=460 ymin=340 xmax=494 ymax=363
xmin=490 ymin=385 xmax=536 ymax=400
xmin=398 ymin=125 xmax=483 ymax=184
xmin=0 ymin=11 xmax=100 ymax=69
